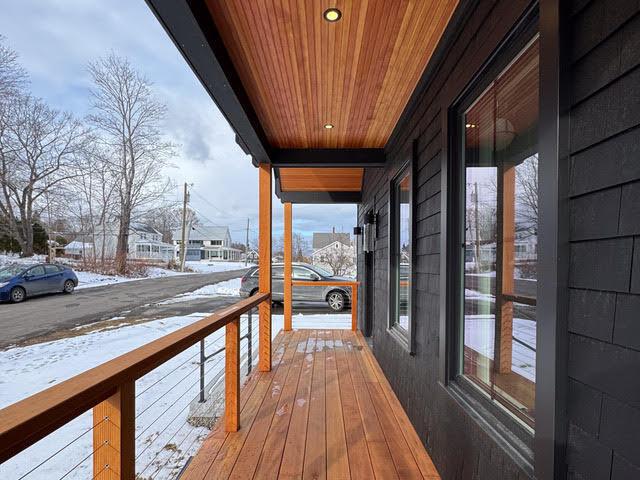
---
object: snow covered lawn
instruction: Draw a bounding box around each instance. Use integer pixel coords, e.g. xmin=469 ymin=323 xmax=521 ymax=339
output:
xmin=185 ymin=261 xmax=253 ymax=273
xmin=159 ymin=278 xmax=242 ymax=304
xmin=0 ymin=305 xmax=348 ymax=479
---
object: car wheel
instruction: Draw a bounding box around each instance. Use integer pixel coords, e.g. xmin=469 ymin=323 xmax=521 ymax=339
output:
xmin=63 ymin=280 xmax=75 ymax=294
xmin=327 ymin=291 xmax=345 ymax=312
xmin=10 ymin=287 xmax=26 ymax=303
xmin=250 ymin=288 xmax=259 ymax=297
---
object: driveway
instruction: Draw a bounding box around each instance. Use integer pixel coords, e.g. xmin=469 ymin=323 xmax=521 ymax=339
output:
xmin=0 ymin=269 xmax=249 ymax=349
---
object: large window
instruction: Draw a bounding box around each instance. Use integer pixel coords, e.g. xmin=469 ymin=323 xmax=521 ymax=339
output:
xmin=390 ymin=164 xmax=412 ymax=340
xmin=458 ymin=37 xmax=539 ymax=430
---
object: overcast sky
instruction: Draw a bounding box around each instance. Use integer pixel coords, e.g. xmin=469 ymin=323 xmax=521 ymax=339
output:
xmin=0 ymin=0 xmax=356 ymax=244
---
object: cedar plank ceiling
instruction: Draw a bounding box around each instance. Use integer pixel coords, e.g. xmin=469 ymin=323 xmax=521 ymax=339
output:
xmin=279 ymin=167 xmax=363 ymax=191
xmin=207 ymin=0 xmax=459 ymax=149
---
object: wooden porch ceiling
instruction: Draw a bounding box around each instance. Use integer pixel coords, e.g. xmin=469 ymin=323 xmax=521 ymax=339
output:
xmin=278 ymin=167 xmax=363 ymax=192
xmin=206 ymin=0 xmax=459 ymax=149
xmin=182 ymin=328 xmax=440 ymax=479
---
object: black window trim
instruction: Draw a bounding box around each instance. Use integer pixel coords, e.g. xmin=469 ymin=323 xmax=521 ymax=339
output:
xmin=387 ymin=156 xmax=415 ymax=353
xmin=443 ymin=5 xmax=541 ymax=474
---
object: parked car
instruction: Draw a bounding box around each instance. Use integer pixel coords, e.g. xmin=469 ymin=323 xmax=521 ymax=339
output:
xmin=239 ymin=262 xmax=352 ymax=311
xmin=0 ymin=263 xmax=78 ymax=303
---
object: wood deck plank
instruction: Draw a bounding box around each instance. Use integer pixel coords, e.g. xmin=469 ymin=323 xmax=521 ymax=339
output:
xmin=354 ymin=331 xmax=440 ymax=479
xmin=184 ymin=329 xmax=440 ymax=480
xmin=334 ymin=330 xmax=374 ymax=479
xmin=278 ymin=330 xmax=316 ymax=479
xmin=303 ymin=330 xmax=327 ymax=480
xmin=324 ymin=331 xmax=350 ymax=480
xmin=253 ymin=329 xmax=308 ymax=479
xmin=228 ymin=330 xmax=304 ymax=479
xmin=342 ymin=331 xmax=399 ymax=479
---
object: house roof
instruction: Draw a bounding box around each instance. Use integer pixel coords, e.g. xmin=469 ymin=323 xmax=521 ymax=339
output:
xmin=130 ymin=223 xmax=161 ymax=235
xmin=312 ymin=232 xmax=350 ymax=250
xmin=174 ymin=225 xmax=230 ymax=242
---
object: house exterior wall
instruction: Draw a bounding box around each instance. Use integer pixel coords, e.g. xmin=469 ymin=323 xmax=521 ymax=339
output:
xmin=565 ymin=1 xmax=640 ymax=478
xmin=356 ymin=0 xmax=637 ymax=478
xmin=358 ymin=2 xmax=535 ymax=478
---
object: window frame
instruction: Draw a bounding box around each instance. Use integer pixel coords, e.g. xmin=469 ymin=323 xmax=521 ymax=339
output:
xmin=445 ymin=10 xmax=541 ymax=467
xmin=387 ymin=158 xmax=414 ymax=352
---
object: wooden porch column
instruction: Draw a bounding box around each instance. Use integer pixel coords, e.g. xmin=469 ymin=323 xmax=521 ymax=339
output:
xmin=225 ymin=317 xmax=240 ymax=431
xmin=494 ymin=164 xmax=515 ymax=374
xmin=284 ymin=202 xmax=293 ymax=331
xmin=258 ymin=163 xmax=272 ymax=372
xmin=93 ymin=382 xmax=135 ymax=480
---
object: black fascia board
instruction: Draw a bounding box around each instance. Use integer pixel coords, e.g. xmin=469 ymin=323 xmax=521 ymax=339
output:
xmin=145 ymin=0 xmax=272 ymax=165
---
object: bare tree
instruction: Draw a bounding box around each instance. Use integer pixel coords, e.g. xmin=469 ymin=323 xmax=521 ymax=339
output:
xmin=141 ymin=202 xmax=182 ymax=243
xmin=516 ymin=154 xmax=538 ymax=235
xmin=88 ymin=53 xmax=173 ymax=273
xmin=0 ymin=36 xmax=26 ymax=103
xmin=316 ymin=242 xmax=355 ymax=277
xmin=293 ymin=233 xmax=309 ymax=262
xmin=0 ymin=95 xmax=87 ymax=256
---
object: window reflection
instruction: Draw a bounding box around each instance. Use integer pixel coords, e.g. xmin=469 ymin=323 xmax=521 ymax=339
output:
xmin=462 ymin=37 xmax=539 ymax=428
xmin=392 ymin=170 xmax=411 ymax=332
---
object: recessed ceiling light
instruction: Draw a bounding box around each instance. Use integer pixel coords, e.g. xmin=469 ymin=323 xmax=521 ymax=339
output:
xmin=324 ymin=123 xmax=334 ymax=129
xmin=323 ymin=8 xmax=342 ymax=22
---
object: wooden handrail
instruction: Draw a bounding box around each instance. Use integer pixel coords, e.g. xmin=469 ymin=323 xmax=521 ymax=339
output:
xmin=292 ymin=280 xmax=359 ymax=331
xmin=0 ymin=292 xmax=270 ymax=464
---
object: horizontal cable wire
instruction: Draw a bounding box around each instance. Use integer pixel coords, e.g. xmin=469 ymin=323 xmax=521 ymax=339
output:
xmin=18 ymin=416 xmax=108 ymax=480
xmin=58 ymin=439 xmax=107 ymax=480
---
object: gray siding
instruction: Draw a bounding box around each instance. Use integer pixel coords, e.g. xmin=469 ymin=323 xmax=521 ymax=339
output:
xmin=566 ymin=0 xmax=640 ymax=478
xmin=358 ymin=0 xmax=534 ymax=478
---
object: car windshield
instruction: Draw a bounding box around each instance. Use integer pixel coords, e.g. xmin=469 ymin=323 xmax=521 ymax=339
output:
xmin=311 ymin=265 xmax=333 ymax=277
xmin=0 ymin=264 xmax=26 ymax=281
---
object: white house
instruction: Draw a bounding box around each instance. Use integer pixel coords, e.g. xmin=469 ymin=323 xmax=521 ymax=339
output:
xmin=63 ymin=240 xmax=94 ymax=259
xmin=94 ymin=223 xmax=174 ymax=262
xmin=311 ymin=231 xmax=355 ymax=276
xmin=173 ymin=225 xmax=241 ymax=261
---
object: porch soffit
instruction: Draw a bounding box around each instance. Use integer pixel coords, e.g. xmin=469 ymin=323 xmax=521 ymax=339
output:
xmin=207 ymin=0 xmax=459 ymax=149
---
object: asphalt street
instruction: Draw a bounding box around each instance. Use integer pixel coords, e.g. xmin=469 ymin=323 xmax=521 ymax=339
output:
xmin=0 ymin=269 xmax=249 ymax=348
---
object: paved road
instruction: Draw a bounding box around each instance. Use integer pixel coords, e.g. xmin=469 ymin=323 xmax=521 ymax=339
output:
xmin=0 ymin=269 xmax=249 ymax=348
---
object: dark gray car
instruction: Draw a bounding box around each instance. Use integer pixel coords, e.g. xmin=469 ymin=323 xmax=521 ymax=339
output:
xmin=239 ymin=262 xmax=352 ymax=311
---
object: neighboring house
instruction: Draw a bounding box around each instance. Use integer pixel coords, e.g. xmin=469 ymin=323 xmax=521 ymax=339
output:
xmin=173 ymin=225 xmax=241 ymax=261
xmin=311 ymin=232 xmax=355 ymax=277
xmin=63 ymin=241 xmax=94 ymax=259
xmin=244 ymin=249 xmax=259 ymax=263
xmin=311 ymin=231 xmax=350 ymax=252
xmin=94 ymin=223 xmax=174 ymax=262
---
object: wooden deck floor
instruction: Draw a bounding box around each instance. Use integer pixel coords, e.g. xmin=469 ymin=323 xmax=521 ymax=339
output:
xmin=182 ymin=329 xmax=440 ymax=480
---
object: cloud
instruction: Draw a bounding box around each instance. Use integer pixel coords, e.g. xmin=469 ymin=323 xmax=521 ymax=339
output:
xmin=0 ymin=0 xmax=356 ymax=243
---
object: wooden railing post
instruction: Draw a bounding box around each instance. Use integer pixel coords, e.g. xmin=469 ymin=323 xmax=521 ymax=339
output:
xmin=258 ymin=163 xmax=272 ymax=372
xmin=225 ymin=317 xmax=240 ymax=432
xmin=284 ymin=202 xmax=293 ymax=331
xmin=93 ymin=382 xmax=135 ymax=480
xmin=351 ymin=283 xmax=358 ymax=331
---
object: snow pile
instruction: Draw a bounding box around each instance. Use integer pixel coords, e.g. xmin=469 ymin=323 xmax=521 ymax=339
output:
xmin=74 ymin=270 xmax=141 ymax=290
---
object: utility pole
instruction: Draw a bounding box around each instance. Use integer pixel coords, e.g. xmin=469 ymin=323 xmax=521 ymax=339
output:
xmin=245 ymin=218 xmax=250 ymax=266
xmin=180 ymin=182 xmax=189 ymax=272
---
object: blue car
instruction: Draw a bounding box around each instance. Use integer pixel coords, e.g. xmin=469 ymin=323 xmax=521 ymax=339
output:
xmin=0 ymin=263 xmax=78 ymax=303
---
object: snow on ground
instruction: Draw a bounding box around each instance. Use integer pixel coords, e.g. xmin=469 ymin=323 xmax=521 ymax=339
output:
xmin=0 ymin=301 xmax=347 ymax=479
xmin=159 ymin=278 xmax=242 ymax=304
xmin=464 ymin=314 xmax=536 ymax=381
xmin=74 ymin=270 xmax=141 ymax=290
xmin=185 ymin=261 xmax=253 ymax=273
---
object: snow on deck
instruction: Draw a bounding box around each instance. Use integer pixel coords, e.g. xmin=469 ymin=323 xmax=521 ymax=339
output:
xmin=0 ymin=306 xmax=348 ymax=479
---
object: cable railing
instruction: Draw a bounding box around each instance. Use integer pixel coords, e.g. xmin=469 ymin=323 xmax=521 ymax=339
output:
xmin=0 ymin=293 xmax=269 ymax=480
